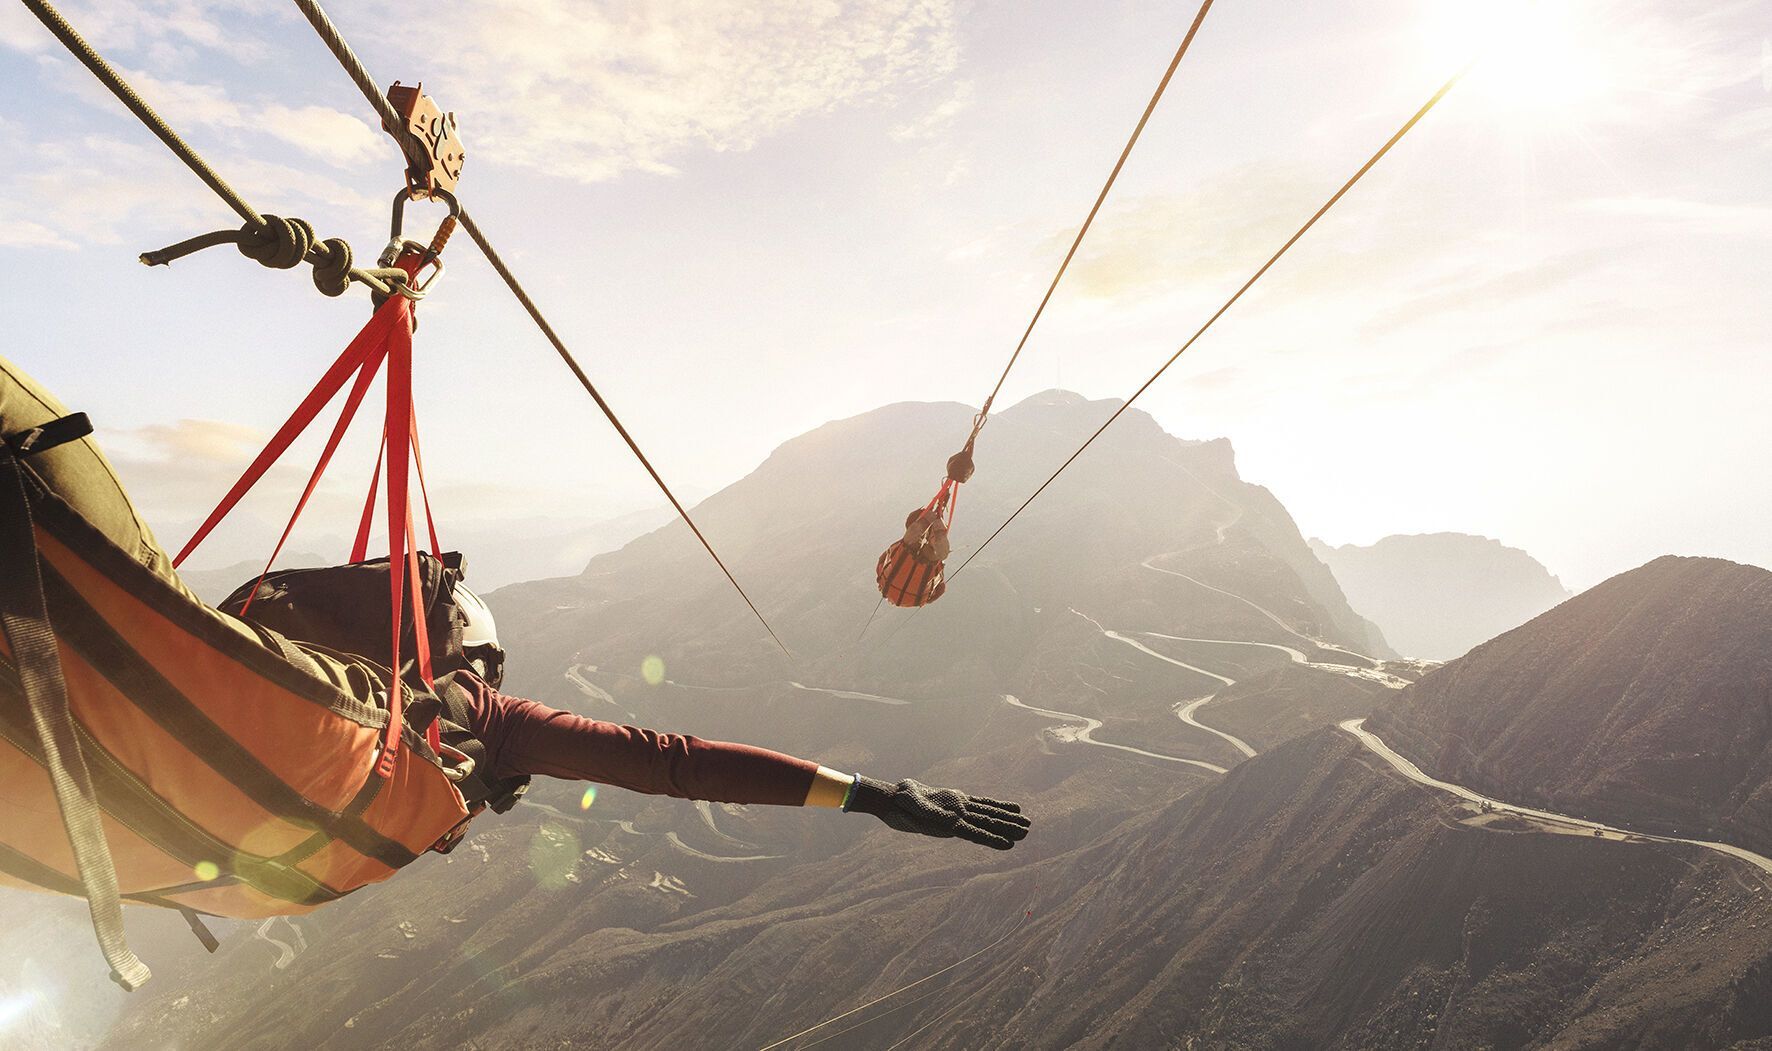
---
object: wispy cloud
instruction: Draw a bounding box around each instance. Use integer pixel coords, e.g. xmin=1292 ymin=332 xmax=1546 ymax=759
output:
xmin=400 ymin=0 xmax=964 ymax=181
xmin=1041 ymin=165 xmax=1327 ymax=302
xmin=258 ymin=104 xmax=383 ymax=168
xmin=1363 ymin=247 xmax=1618 ymax=335
xmin=111 ymin=418 xmax=264 ymax=463
xmin=1 ymin=135 xmax=218 ymax=247
xmin=0 ymin=0 xmax=279 ymax=65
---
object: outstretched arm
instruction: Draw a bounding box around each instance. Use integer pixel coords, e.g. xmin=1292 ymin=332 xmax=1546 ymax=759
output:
xmin=459 ymin=674 xmax=1030 ymax=849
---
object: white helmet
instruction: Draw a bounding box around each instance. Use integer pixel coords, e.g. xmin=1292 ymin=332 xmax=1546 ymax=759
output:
xmin=453 ymin=582 xmax=506 ymax=687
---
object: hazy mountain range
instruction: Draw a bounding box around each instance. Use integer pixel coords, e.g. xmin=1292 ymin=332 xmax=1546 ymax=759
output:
xmin=1310 ymin=533 xmax=1572 ymax=661
xmin=6 ymin=392 xmax=1768 ymax=1050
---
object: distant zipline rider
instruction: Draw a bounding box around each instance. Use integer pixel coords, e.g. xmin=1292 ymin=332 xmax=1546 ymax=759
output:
xmin=872 ymin=0 xmax=1218 ymax=611
xmin=2 ymin=4 xmax=1030 ymax=991
xmin=875 ymin=444 xmax=972 ymax=608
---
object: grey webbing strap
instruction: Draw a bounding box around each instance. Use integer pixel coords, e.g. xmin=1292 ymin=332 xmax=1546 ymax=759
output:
xmin=180 ymin=908 xmax=221 ymax=953
xmin=0 ymin=445 xmax=151 ymax=989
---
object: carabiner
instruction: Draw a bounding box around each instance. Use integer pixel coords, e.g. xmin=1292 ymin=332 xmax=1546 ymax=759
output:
xmin=380 ymin=186 xmax=461 ymax=269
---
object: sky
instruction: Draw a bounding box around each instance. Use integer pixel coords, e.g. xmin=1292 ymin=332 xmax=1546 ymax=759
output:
xmin=1 ymin=0 xmax=1767 ymax=591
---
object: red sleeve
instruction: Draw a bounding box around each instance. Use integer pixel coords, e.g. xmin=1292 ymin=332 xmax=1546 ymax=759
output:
xmin=457 ymin=675 xmax=818 ymax=806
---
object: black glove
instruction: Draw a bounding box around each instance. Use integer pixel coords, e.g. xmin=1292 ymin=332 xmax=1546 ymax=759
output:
xmin=844 ymin=776 xmax=1031 ymax=850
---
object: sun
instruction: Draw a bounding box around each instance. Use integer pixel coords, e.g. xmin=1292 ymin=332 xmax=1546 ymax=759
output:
xmin=1418 ymin=0 xmax=1616 ymax=119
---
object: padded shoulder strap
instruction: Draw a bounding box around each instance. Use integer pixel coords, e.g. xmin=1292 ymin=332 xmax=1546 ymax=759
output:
xmin=0 ymin=427 xmax=151 ymax=990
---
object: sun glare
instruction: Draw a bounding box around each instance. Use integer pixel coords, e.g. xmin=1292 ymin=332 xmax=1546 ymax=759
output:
xmin=1420 ymin=0 xmax=1614 ymax=118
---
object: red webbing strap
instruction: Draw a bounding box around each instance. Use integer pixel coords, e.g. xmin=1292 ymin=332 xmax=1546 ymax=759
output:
xmin=376 ymin=293 xmax=417 ymax=778
xmin=923 ymin=478 xmax=953 ymax=517
xmin=173 ymin=302 xmax=404 ymax=568
xmin=403 ymin=499 xmax=442 ymax=752
xmin=240 ymin=344 xmax=391 ymax=615
xmin=408 ymin=407 xmax=441 ymax=558
xmin=351 ymin=426 xmax=386 ymax=564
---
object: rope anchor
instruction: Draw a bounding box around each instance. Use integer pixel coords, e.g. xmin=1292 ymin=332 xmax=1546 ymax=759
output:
xmin=138 ymin=215 xmax=363 ymax=297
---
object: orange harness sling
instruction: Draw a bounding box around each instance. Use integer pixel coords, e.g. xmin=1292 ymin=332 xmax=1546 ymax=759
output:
xmin=0 ymin=263 xmax=473 ymax=988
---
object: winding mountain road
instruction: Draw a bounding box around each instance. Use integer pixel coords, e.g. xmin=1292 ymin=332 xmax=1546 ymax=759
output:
xmin=1001 ymin=694 xmax=1227 ymax=773
xmin=253 ymin=916 xmax=306 ymax=971
xmin=1140 ymin=556 xmax=1391 ymax=672
xmin=1341 ymin=718 xmax=1772 ymax=879
xmin=1069 ymin=609 xmax=1256 ymax=759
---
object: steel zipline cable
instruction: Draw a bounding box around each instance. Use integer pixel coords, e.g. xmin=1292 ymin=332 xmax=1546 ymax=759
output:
xmin=19 ymin=0 xmax=407 ymax=299
xmin=19 ymin=0 xmax=791 ymax=658
xmin=857 ymin=0 xmax=1215 ymax=640
xmin=944 ymin=65 xmax=1474 ymax=587
xmin=963 ymin=0 xmax=1218 ymax=443
xmin=286 ymin=0 xmax=791 ymax=658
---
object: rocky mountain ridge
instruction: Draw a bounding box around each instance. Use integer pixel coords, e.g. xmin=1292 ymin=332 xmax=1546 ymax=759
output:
xmin=9 ymin=396 xmax=1768 ymax=1050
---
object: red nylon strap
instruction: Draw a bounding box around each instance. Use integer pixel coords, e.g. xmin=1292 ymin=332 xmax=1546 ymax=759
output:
xmin=240 ymin=343 xmax=391 ymax=615
xmin=403 ymin=497 xmax=442 ymax=753
xmin=171 ymin=251 xmax=432 ymax=780
xmin=402 ymin=510 xmax=433 ymax=687
xmin=173 ymin=302 xmax=405 ymax=568
xmin=923 ymin=478 xmax=953 ymax=516
xmin=409 ymin=407 xmax=442 ymax=558
xmin=376 ymin=292 xmax=416 ymax=779
xmin=351 ymin=426 xmax=386 ymax=564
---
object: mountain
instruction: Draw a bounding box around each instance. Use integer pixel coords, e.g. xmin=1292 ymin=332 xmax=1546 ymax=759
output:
xmin=1367 ymin=555 xmax=1772 ymax=855
xmin=493 ymin=389 xmax=1390 ymax=694
xmin=1310 ymin=532 xmax=1571 ymax=660
xmin=54 ymin=390 xmax=1409 ymax=1047
xmin=41 ymin=396 xmax=1769 ymax=1049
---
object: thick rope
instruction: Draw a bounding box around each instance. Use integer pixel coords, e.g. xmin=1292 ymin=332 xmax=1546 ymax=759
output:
xmin=288 ymin=0 xmax=792 ymax=659
xmin=21 ymin=0 xmax=260 ymax=224
xmin=22 ymin=0 xmax=392 ymax=297
xmin=140 ymin=217 xmax=369 ymax=296
xmin=948 ymin=66 xmax=1473 ymax=583
xmin=967 ymin=0 xmax=1217 ymax=443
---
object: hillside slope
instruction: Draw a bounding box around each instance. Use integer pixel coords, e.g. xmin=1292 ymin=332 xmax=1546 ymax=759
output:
xmin=96 ymin=731 xmax=1772 ymax=1050
xmin=1369 ymin=555 xmax=1772 ymax=854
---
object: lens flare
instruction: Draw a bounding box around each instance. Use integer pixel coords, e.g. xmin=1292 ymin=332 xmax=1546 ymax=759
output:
xmin=0 ymin=991 xmax=41 ymax=1032
xmin=579 ymin=786 xmax=598 ymax=811
xmin=193 ymin=860 xmax=220 ymax=881
xmin=641 ymin=655 xmax=665 ymax=686
xmin=1419 ymin=0 xmax=1615 ymax=118
xmin=528 ymin=822 xmax=582 ymax=889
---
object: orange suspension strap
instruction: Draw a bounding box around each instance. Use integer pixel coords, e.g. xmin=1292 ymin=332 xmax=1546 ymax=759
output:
xmin=173 ymin=229 xmax=447 ymax=774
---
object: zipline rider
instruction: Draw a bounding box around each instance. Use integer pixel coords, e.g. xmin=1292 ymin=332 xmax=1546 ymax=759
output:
xmin=0 ymin=356 xmax=1032 ymax=852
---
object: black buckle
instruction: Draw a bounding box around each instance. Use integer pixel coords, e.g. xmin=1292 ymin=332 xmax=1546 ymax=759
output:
xmin=4 ymin=412 xmax=93 ymax=458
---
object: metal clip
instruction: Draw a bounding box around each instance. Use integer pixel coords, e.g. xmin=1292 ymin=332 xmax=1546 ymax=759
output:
xmin=377 ymin=187 xmax=462 ymax=299
xmin=385 ymin=187 xmax=461 ymax=263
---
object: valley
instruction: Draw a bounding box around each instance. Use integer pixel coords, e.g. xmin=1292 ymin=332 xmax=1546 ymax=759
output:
xmin=6 ymin=394 xmax=1767 ymax=1051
